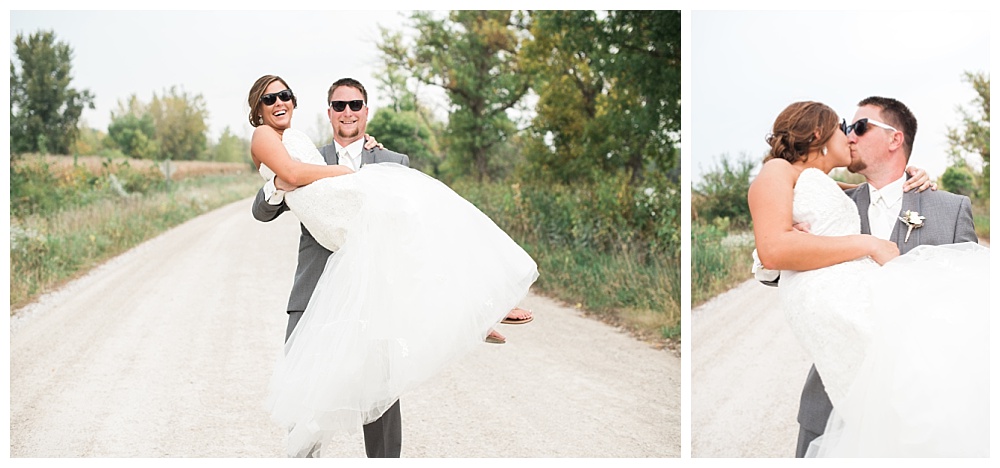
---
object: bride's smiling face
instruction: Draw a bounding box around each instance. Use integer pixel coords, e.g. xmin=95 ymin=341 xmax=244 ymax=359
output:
xmin=261 ymin=80 xmax=294 ymax=130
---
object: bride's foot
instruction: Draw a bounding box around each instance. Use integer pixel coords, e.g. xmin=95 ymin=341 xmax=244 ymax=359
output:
xmin=501 ymin=307 xmax=533 ymax=325
xmin=485 ymin=329 xmax=506 ymax=344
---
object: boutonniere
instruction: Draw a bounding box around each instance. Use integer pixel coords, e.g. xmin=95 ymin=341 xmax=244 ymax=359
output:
xmin=898 ymin=210 xmax=925 ymax=243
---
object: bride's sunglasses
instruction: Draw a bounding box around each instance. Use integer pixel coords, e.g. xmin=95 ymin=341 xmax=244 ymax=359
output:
xmin=260 ymin=89 xmax=294 ymax=106
xmin=329 ymin=100 xmax=365 ymax=112
xmin=847 ymin=118 xmax=898 ymax=137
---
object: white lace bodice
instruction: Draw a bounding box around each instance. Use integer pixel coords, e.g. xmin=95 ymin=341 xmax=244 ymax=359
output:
xmin=780 ymin=168 xmax=878 ymax=407
xmin=259 ymin=128 xmax=363 ymax=251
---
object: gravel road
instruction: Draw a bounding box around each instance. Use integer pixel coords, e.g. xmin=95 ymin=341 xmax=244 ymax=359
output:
xmin=10 ymin=198 xmax=680 ymax=458
xmin=690 ymin=279 xmax=811 ymax=458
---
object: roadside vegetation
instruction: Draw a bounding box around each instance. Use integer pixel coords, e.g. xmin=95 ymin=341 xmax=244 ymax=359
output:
xmin=10 ymin=155 xmax=259 ymax=309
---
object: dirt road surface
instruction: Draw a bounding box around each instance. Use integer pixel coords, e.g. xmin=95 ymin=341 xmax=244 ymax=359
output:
xmin=690 ymin=279 xmax=811 ymax=458
xmin=10 ymin=199 xmax=680 ymax=458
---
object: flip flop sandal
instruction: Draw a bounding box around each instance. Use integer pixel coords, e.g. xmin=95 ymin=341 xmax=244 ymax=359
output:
xmin=501 ymin=308 xmax=534 ymax=325
xmin=485 ymin=331 xmax=506 ymax=344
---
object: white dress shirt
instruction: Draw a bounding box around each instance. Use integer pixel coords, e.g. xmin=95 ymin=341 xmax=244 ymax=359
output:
xmin=263 ymin=177 xmax=285 ymax=205
xmin=334 ymin=138 xmax=367 ymax=172
xmin=867 ymin=174 xmax=906 ymax=240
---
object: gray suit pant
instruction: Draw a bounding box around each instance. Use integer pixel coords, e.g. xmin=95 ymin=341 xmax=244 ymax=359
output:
xmin=286 ymin=311 xmax=402 ymax=458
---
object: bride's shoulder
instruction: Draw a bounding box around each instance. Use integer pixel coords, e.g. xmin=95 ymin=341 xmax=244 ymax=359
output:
xmin=754 ymin=158 xmax=799 ymax=184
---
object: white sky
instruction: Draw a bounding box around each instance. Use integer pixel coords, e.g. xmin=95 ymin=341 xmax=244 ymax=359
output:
xmin=9 ymin=9 xmax=425 ymax=143
xmin=691 ymin=10 xmax=991 ymax=181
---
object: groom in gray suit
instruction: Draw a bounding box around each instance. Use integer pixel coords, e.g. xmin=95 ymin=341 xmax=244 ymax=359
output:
xmin=252 ymin=77 xmax=409 ymax=458
xmin=792 ymin=96 xmax=978 ymax=457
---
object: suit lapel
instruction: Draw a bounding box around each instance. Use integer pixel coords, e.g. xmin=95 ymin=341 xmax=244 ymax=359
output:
xmin=319 ymin=144 xmax=339 ymax=165
xmin=895 ymin=189 xmax=922 ymax=253
xmin=853 ymin=183 xmax=872 ymax=235
xmin=361 ymin=150 xmax=377 ymax=167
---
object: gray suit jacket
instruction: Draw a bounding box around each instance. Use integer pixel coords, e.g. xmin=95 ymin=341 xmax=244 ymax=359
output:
xmin=251 ymin=139 xmax=410 ymax=313
xmin=797 ymin=181 xmax=978 ymax=435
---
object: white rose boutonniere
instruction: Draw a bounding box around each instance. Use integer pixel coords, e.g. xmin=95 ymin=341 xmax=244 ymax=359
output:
xmin=898 ymin=210 xmax=925 ymax=243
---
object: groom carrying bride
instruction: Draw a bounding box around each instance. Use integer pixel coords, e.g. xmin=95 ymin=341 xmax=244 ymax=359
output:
xmin=754 ymin=96 xmax=978 ymax=457
xmin=252 ymin=77 xmax=410 ymax=457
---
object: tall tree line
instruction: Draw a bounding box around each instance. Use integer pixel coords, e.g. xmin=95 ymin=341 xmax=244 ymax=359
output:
xmin=372 ymin=10 xmax=682 ymax=184
xmin=11 ymin=29 xmax=237 ymax=162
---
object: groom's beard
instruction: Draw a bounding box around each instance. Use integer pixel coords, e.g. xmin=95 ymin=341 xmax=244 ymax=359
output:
xmin=847 ymin=159 xmax=867 ymax=173
xmin=337 ymin=127 xmax=361 ymax=141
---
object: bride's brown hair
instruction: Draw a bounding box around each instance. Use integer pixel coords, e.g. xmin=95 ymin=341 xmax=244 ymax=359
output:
xmin=765 ymin=101 xmax=838 ymax=163
xmin=247 ymin=74 xmax=298 ymax=127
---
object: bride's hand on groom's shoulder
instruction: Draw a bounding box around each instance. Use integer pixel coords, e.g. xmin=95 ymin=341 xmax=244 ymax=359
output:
xmin=364 ymin=134 xmax=385 ymax=150
xmin=904 ymin=166 xmax=937 ymax=192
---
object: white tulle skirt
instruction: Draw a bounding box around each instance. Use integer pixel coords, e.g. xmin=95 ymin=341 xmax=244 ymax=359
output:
xmin=806 ymin=242 xmax=990 ymax=457
xmin=264 ymin=163 xmax=538 ymax=456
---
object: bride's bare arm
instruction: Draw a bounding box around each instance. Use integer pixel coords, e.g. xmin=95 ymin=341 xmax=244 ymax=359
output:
xmin=251 ymin=126 xmax=352 ymax=187
xmin=748 ymin=159 xmax=899 ymax=270
xmin=834 ymin=166 xmax=934 ymax=192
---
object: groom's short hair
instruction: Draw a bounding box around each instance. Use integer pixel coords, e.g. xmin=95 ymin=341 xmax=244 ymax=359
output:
xmin=328 ymin=78 xmax=369 ymax=104
xmin=858 ymin=96 xmax=917 ymax=161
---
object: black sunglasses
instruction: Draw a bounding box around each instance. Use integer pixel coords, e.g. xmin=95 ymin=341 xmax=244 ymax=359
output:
xmin=329 ymin=100 xmax=365 ymax=112
xmin=847 ymin=118 xmax=897 ymax=137
xmin=260 ymin=89 xmax=294 ymax=106
xmin=839 ymin=119 xmax=849 ymax=135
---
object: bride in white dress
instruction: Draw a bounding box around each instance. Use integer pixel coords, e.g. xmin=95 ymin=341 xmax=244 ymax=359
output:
xmin=248 ymin=77 xmax=538 ymax=456
xmin=748 ymin=101 xmax=989 ymax=457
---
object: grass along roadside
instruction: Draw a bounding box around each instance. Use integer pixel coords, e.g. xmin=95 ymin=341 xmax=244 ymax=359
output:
xmin=450 ymin=177 xmax=681 ymax=352
xmin=692 ymin=225 xmax=757 ymax=308
xmin=10 ymin=173 xmax=262 ymax=310
xmin=524 ymin=242 xmax=681 ymax=351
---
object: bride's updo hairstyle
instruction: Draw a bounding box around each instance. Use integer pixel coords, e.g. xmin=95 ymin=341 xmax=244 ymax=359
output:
xmin=765 ymin=101 xmax=838 ymax=163
xmin=248 ymin=74 xmax=298 ymax=127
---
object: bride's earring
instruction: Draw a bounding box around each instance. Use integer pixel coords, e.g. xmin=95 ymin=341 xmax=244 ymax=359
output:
xmin=822 ymin=146 xmax=828 ymax=156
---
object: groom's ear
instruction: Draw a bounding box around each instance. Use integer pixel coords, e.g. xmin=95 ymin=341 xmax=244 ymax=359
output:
xmin=888 ymin=131 xmax=905 ymax=153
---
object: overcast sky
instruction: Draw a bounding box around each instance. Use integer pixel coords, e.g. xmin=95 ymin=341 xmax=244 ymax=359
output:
xmin=691 ymin=10 xmax=991 ymax=181
xmin=9 ymin=10 xmax=421 ymax=143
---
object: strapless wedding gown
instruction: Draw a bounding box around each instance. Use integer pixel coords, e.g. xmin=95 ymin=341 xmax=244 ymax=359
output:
xmin=259 ymin=129 xmax=539 ymax=456
xmin=779 ymin=168 xmax=989 ymax=457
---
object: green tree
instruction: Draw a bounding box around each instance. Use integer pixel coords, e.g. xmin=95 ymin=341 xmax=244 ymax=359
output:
xmin=106 ymin=110 xmax=160 ymax=160
xmin=368 ymin=46 xmax=446 ymax=176
xmin=946 ymin=71 xmax=989 ymax=197
xmin=207 ymin=127 xmax=250 ymax=163
xmin=693 ymin=153 xmax=758 ymax=229
xmin=148 ymin=86 xmax=209 ymax=160
xmin=378 ymin=11 xmax=532 ymax=181
xmin=521 ymin=11 xmax=681 ymax=184
xmin=10 ymin=30 xmax=95 ymax=156
xmin=368 ymin=109 xmax=441 ymax=175
xmin=940 ymin=163 xmax=977 ymax=197
xmin=70 ymin=120 xmax=106 ymax=156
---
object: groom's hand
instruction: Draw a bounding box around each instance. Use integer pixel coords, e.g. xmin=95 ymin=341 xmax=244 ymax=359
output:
xmin=792 ymin=222 xmax=811 ymax=233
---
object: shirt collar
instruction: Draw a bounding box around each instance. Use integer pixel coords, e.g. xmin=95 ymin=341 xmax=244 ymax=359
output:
xmin=334 ymin=138 xmax=366 ymax=160
xmin=868 ymin=173 xmax=906 ymax=205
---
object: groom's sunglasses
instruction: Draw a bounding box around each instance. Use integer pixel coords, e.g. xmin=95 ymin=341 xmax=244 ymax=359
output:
xmin=260 ymin=89 xmax=294 ymax=106
xmin=329 ymin=100 xmax=365 ymax=112
xmin=847 ymin=118 xmax=898 ymax=137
